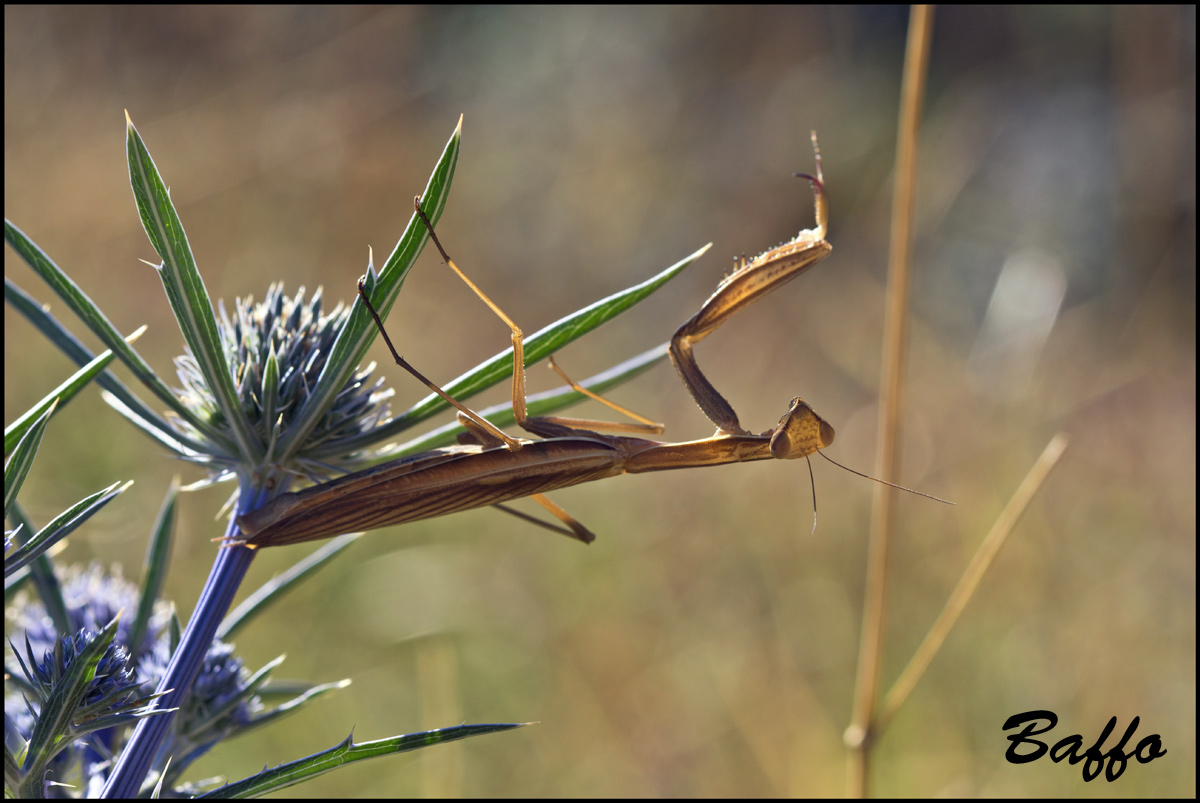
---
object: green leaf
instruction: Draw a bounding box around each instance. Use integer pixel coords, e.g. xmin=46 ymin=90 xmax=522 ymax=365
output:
xmin=3 ymin=230 xmax=223 ymax=453
xmin=4 ymin=482 xmax=129 ymax=576
xmin=3 ymin=326 xmax=146 ymax=454
xmin=125 ymin=112 xmax=259 ymax=462
xmin=4 ymin=277 xmax=208 ymax=457
xmin=197 ymin=723 xmax=525 ymax=798
xmin=99 ymin=388 xmax=211 ymax=461
xmin=236 ymin=678 xmax=350 ymax=736
xmin=260 ymin=345 xmax=281 ymax=461
xmin=218 ymin=535 xmax=360 ymax=641
xmin=274 ymin=116 xmax=464 ymax=465
xmin=5 ymin=401 xmax=57 ymax=522
xmin=129 ymin=478 xmax=179 ymax=658
xmin=5 ymin=502 xmax=69 ymax=632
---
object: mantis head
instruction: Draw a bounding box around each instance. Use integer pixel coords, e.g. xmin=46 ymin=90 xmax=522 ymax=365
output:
xmin=769 ymin=397 xmax=835 ymax=460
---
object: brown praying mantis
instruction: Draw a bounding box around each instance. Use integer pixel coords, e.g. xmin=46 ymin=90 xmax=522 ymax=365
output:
xmin=236 ymin=136 xmax=934 ymax=548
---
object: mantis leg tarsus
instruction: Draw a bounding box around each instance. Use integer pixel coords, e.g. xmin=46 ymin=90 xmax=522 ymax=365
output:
xmin=493 ymin=495 xmax=597 ymax=543
xmin=455 ymin=410 xmax=509 ymax=449
xmin=531 ymin=493 xmax=596 ymax=543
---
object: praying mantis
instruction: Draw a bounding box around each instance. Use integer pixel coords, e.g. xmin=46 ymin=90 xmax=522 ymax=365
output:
xmin=236 ymin=138 xmax=839 ymax=547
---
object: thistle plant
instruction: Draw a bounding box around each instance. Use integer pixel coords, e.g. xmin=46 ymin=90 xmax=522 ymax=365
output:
xmin=5 ymin=114 xmax=708 ymax=796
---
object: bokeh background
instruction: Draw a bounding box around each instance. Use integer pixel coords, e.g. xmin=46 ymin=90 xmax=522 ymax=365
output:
xmin=5 ymin=6 xmax=1194 ymax=797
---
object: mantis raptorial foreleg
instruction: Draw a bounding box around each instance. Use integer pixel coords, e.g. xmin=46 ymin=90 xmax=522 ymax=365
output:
xmin=670 ymin=133 xmax=832 ymax=436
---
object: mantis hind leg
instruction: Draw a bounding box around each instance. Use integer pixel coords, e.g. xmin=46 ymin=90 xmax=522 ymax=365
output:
xmin=493 ymin=495 xmax=597 ymax=543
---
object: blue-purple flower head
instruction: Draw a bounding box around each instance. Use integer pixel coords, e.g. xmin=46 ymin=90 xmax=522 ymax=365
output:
xmin=172 ymin=283 xmax=392 ymax=472
xmin=6 ymin=565 xmax=260 ymax=794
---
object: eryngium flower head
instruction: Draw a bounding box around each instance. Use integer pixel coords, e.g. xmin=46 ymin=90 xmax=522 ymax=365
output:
xmin=8 ymin=630 xmax=152 ymax=798
xmin=8 ymin=563 xmax=170 ymax=663
xmin=6 ymin=566 xmax=263 ymax=796
xmin=172 ymin=283 xmax=391 ymax=473
xmin=14 ymin=631 xmax=141 ymax=725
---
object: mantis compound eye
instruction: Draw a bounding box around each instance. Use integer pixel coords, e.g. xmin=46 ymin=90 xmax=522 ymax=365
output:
xmin=819 ymin=418 xmax=836 ymax=449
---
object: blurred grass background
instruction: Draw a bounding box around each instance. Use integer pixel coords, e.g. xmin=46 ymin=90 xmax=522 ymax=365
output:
xmin=5 ymin=6 xmax=1194 ymax=797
